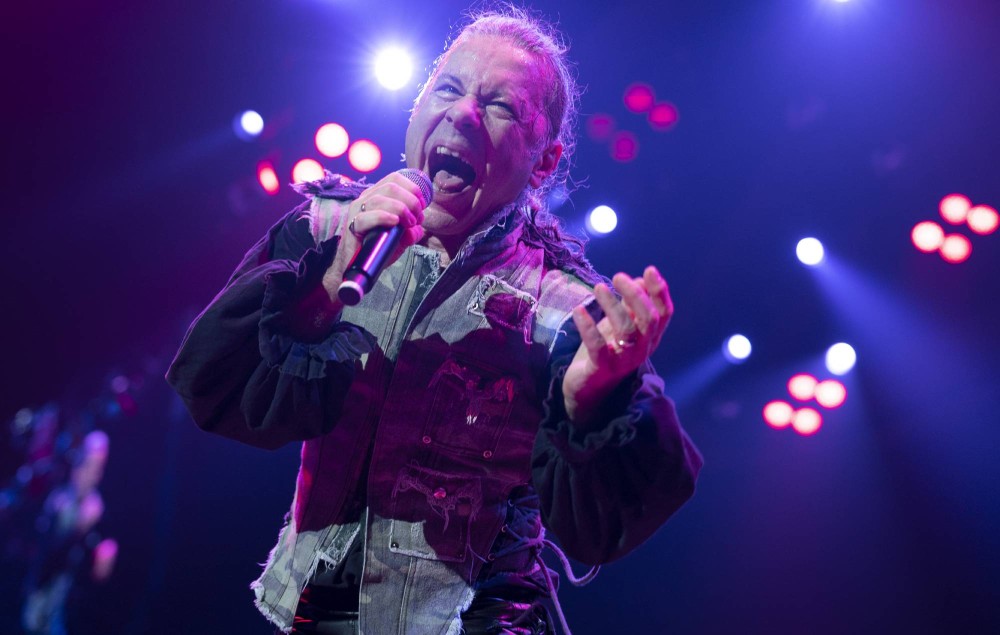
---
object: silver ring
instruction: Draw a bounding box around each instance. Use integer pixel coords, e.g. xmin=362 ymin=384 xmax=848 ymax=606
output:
xmin=360 ymin=202 xmax=366 ymax=213
xmin=348 ymin=217 xmax=361 ymax=238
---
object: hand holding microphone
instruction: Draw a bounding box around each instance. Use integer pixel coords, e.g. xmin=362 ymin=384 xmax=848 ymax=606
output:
xmin=326 ymin=169 xmax=433 ymax=306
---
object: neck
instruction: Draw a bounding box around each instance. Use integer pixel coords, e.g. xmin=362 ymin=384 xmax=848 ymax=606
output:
xmin=421 ymin=234 xmax=455 ymax=268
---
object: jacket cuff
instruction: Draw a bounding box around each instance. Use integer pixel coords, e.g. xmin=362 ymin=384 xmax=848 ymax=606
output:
xmin=539 ymin=365 xmax=641 ymax=464
xmin=258 ymin=234 xmax=373 ymax=380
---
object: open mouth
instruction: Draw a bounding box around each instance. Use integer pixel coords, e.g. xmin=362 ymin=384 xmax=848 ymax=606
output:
xmin=428 ymin=146 xmax=477 ymax=193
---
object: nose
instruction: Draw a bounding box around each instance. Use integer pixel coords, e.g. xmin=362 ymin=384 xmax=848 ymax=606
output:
xmin=445 ymin=95 xmax=481 ymax=130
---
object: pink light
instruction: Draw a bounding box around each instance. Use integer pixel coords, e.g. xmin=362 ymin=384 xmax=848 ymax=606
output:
xmin=787 ymin=374 xmax=818 ymax=401
xmin=939 ymin=234 xmax=972 ymax=264
xmin=763 ymin=401 xmax=794 ymax=429
xmin=940 ymin=194 xmax=972 ymax=225
xmin=814 ymin=380 xmax=847 ymax=409
xmin=257 ymin=162 xmax=280 ymax=195
xmin=792 ymin=408 xmax=823 ymax=436
xmin=624 ymin=83 xmax=655 ymax=114
xmin=648 ymin=102 xmax=679 ymax=131
xmin=348 ymin=139 xmax=381 ymax=173
xmin=315 ymin=123 xmax=350 ymax=158
xmin=967 ymin=205 xmax=998 ymax=235
xmin=911 ymin=221 xmax=944 ymax=252
xmin=586 ymin=113 xmax=616 ymax=142
xmin=291 ymin=158 xmax=324 ymax=184
xmin=610 ymin=131 xmax=639 ymax=162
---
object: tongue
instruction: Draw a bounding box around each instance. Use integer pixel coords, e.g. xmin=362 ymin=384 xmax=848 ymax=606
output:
xmin=433 ymin=169 xmax=468 ymax=192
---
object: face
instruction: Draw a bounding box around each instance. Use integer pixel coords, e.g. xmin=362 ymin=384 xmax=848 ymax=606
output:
xmin=405 ymin=34 xmax=562 ymax=242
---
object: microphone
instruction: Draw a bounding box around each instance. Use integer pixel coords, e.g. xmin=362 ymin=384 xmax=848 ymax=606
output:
xmin=337 ymin=168 xmax=433 ymax=306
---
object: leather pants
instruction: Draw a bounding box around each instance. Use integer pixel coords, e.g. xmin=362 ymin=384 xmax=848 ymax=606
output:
xmin=290 ymin=583 xmax=554 ymax=635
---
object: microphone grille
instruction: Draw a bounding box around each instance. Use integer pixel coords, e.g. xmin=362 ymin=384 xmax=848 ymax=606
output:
xmin=397 ymin=168 xmax=433 ymax=207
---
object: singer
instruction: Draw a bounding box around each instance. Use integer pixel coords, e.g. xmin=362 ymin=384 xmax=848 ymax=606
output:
xmin=167 ymin=7 xmax=701 ymax=634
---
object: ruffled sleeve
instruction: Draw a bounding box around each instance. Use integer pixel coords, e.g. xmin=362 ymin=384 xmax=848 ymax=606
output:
xmin=166 ymin=193 xmax=369 ymax=450
xmin=531 ymin=321 xmax=703 ymax=566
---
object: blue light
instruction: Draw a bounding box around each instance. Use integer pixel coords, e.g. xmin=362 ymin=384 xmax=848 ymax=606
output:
xmin=797 ymin=237 xmax=825 ymax=266
xmin=233 ymin=110 xmax=264 ymax=141
xmin=723 ymin=334 xmax=752 ymax=364
xmin=374 ymin=47 xmax=414 ymax=90
xmin=586 ymin=205 xmax=618 ymax=235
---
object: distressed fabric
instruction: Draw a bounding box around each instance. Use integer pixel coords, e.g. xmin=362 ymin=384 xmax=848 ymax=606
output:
xmin=166 ymin=173 xmax=703 ymax=634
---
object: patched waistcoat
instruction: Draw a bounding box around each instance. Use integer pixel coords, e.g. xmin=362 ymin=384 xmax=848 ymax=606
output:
xmin=252 ymin=179 xmax=596 ymax=634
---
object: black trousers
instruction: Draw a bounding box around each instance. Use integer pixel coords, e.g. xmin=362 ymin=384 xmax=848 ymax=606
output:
xmin=290 ymin=582 xmax=553 ymax=635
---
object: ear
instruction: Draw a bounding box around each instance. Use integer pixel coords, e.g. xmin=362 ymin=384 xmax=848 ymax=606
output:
xmin=529 ymin=141 xmax=563 ymax=189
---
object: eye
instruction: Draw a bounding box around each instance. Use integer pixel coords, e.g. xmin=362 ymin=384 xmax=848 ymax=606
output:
xmin=435 ymin=83 xmax=461 ymax=97
xmin=487 ymin=101 xmax=518 ymax=119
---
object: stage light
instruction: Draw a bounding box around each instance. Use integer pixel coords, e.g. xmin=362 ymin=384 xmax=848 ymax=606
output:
xmin=292 ymin=158 xmax=324 ymax=184
xmin=257 ymin=162 xmax=280 ymax=195
xmin=939 ymin=234 xmax=972 ymax=263
xmin=796 ymin=237 xmax=825 ymax=266
xmin=648 ymin=102 xmax=679 ymax=131
xmin=825 ymin=342 xmax=857 ymax=376
xmin=967 ymin=205 xmax=998 ymax=235
xmin=792 ymin=408 xmax=822 ymax=436
xmin=585 ymin=205 xmax=618 ymax=235
xmin=815 ymin=379 xmax=847 ymax=409
xmin=624 ymin=83 xmax=655 ymax=114
xmin=763 ymin=401 xmax=794 ymax=428
xmin=348 ymin=140 xmax=381 ymax=173
xmin=723 ymin=334 xmax=752 ymax=364
xmin=586 ymin=113 xmax=616 ymax=142
xmin=610 ymin=131 xmax=639 ymax=162
xmin=315 ymin=123 xmax=350 ymax=158
xmin=911 ymin=221 xmax=945 ymax=253
xmin=940 ymin=194 xmax=972 ymax=224
xmin=233 ymin=110 xmax=264 ymax=141
xmin=788 ymin=374 xmax=818 ymax=401
xmin=374 ymin=47 xmax=413 ymax=90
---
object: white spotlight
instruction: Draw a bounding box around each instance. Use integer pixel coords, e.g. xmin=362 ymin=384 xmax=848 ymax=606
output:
xmin=796 ymin=237 xmax=825 ymax=266
xmin=723 ymin=334 xmax=752 ymax=364
xmin=233 ymin=110 xmax=264 ymax=141
xmin=586 ymin=205 xmax=618 ymax=235
xmin=825 ymin=342 xmax=857 ymax=376
xmin=374 ymin=47 xmax=414 ymax=90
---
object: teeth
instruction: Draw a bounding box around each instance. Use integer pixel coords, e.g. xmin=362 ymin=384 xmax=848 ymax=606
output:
xmin=435 ymin=146 xmax=468 ymax=162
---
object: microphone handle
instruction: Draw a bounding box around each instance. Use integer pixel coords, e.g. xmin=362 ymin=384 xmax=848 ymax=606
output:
xmin=337 ymin=225 xmax=404 ymax=306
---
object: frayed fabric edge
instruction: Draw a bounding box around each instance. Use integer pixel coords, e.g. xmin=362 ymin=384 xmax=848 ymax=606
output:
xmin=444 ymin=586 xmax=476 ymax=635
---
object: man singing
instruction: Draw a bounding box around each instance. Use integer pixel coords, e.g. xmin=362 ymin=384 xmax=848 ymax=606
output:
xmin=168 ymin=8 xmax=702 ymax=634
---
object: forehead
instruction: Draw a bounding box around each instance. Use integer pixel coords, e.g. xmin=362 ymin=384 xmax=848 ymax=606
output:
xmin=435 ymin=34 xmax=548 ymax=101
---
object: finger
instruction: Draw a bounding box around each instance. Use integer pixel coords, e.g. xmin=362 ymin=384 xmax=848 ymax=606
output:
xmin=612 ymin=273 xmax=657 ymax=336
xmin=571 ymin=305 xmax=608 ymax=359
xmin=383 ymin=172 xmax=430 ymax=210
xmin=352 ymin=198 xmax=417 ymax=233
xmin=643 ymin=266 xmax=674 ymax=325
xmin=593 ymin=282 xmax=630 ymax=337
xmin=353 ymin=209 xmax=403 ymax=235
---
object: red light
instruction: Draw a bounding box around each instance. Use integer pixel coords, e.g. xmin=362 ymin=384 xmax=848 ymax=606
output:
xmin=648 ymin=102 xmax=679 ymax=130
xmin=348 ymin=140 xmax=381 ymax=173
xmin=291 ymin=158 xmax=324 ymax=184
xmin=315 ymin=123 xmax=350 ymax=158
xmin=940 ymin=194 xmax=971 ymax=224
xmin=787 ymin=374 xmax=818 ymax=401
xmin=763 ymin=401 xmax=794 ymax=428
xmin=610 ymin=131 xmax=639 ymax=162
xmin=257 ymin=162 xmax=280 ymax=195
xmin=911 ymin=221 xmax=944 ymax=253
xmin=624 ymin=83 xmax=655 ymax=114
xmin=586 ymin=113 xmax=616 ymax=142
xmin=939 ymin=234 xmax=972 ymax=263
xmin=814 ymin=380 xmax=847 ymax=409
xmin=792 ymin=408 xmax=823 ymax=436
xmin=967 ymin=205 xmax=998 ymax=235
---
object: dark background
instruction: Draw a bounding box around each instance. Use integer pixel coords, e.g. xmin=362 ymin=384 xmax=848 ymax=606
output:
xmin=3 ymin=0 xmax=999 ymax=633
